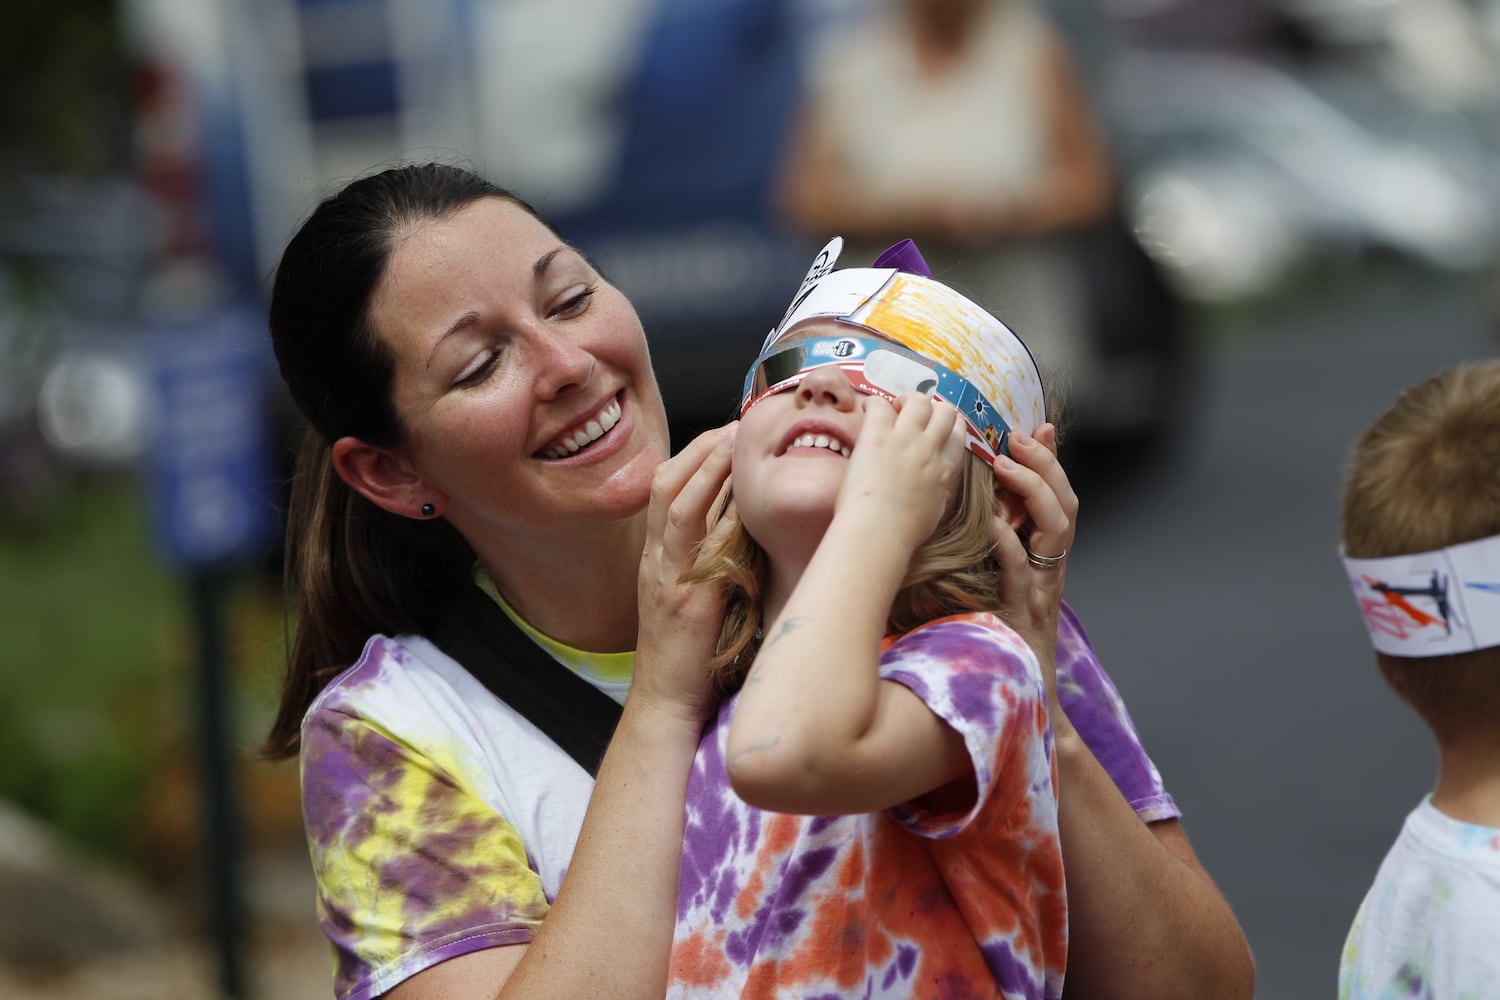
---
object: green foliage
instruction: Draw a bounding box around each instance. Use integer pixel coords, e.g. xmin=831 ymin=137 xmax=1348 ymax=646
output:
xmin=0 ymin=0 xmax=132 ymax=178
xmin=0 ymin=474 xmax=285 ymax=870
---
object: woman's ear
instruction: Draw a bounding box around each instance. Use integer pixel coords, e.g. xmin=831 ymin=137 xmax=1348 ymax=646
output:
xmin=330 ymin=436 xmax=442 ymax=520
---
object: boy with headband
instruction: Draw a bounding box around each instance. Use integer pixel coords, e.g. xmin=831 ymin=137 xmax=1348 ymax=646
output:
xmin=668 ymin=238 xmax=1068 ymax=998
xmin=1337 ymin=359 xmax=1500 ymax=998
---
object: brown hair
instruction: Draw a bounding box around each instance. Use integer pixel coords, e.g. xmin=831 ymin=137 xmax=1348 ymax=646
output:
xmin=262 ymin=163 xmax=561 ymax=759
xmin=687 ymin=450 xmax=1004 ymax=697
xmin=1340 ymin=359 xmax=1500 ymax=743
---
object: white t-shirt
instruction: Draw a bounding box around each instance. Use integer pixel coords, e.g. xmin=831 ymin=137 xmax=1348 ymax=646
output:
xmin=1339 ymin=795 xmax=1500 ymax=999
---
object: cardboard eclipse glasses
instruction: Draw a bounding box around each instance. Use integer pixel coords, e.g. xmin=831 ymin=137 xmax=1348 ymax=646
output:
xmin=740 ymin=334 xmax=1013 ymax=461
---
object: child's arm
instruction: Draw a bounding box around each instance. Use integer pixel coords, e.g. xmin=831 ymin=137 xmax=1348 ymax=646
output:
xmin=726 ymin=393 xmax=974 ymax=815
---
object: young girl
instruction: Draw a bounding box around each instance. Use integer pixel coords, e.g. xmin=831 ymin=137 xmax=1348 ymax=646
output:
xmin=668 ymin=239 xmax=1068 ymax=999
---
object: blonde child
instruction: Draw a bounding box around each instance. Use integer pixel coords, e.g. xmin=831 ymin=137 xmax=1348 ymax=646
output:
xmin=667 ymin=238 xmax=1073 ymax=999
xmin=1337 ymin=359 xmax=1500 ymax=998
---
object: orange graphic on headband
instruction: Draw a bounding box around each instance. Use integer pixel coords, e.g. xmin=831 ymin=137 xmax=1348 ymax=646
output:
xmin=1362 ymin=573 xmax=1450 ymax=632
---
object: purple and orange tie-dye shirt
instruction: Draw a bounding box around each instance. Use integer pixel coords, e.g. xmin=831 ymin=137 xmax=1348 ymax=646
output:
xmin=668 ymin=612 xmax=1067 ymax=1000
xmin=299 ymin=602 xmax=1173 ymax=998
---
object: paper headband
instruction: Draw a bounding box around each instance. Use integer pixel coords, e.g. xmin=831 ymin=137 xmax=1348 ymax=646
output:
xmin=744 ymin=237 xmax=1045 ymax=460
xmin=1342 ymin=532 xmax=1500 ymax=656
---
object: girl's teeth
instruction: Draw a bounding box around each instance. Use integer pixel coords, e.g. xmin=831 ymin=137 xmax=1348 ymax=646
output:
xmin=789 ymin=433 xmax=847 ymax=456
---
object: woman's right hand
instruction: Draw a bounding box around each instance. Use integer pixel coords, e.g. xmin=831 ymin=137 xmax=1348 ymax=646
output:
xmin=990 ymin=423 xmax=1078 ymax=724
xmin=633 ymin=422 xmax=737 ymax=726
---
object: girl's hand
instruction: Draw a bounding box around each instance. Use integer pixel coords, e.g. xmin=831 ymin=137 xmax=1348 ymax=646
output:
xmin=838 ymin=391 xmax=967 ymax=554
xmin=634 ymin=423 xmax=737 ymax=726
xmin=990 ymin=423 xmax=1078 ymax=721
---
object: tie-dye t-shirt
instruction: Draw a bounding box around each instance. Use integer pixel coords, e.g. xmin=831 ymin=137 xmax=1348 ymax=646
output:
xmin=1338 ymin=796 xmax=1500 ymax=1000
xmin=669 ymin=613 xmax=1066 ymax=1000
xmin=299 ymin=601 xmax=1170 ymax=999
xmin=299 ymin=632 xmax=627 ymax=1000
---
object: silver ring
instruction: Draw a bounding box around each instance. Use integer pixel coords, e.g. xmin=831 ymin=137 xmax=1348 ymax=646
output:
xmin=1025 ymin=546 xmax=1067 ymax=570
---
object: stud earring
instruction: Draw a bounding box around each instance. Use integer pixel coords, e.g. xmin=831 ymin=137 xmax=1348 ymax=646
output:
xmin=420 ymin=502 xmax=435 ymax=518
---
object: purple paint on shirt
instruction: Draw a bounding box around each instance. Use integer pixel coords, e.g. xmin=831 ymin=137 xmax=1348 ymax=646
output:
xmin=679 ymin=701 xmax=759 ymax=922
xmin=881 ymin=944 xmax=921 ymax=990
xmin=983 ymin=939 xmax=1048 ymax=1000
xmin=778 ymin=844 xmax=840 ymax=905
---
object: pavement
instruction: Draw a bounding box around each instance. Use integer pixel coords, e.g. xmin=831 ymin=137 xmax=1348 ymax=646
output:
xmin=0 ymin=800 xmax=331 ymax=1000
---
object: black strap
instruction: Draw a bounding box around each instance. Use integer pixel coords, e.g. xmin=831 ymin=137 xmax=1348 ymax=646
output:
xmin=427 ymin=581 xmax=623 ymax=778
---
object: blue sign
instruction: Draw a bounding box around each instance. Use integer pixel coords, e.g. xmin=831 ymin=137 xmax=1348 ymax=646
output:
xmin=145 ymin=305 xmax=276 ymax=570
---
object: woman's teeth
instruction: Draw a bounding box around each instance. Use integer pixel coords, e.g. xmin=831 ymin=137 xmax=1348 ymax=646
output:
xmin=544 ymin=399 xmax=622 ymax=458
xmin=789 ymin=433 xmax=850 ymax=458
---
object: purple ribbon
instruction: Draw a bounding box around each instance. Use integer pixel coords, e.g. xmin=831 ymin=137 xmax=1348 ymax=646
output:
xmin=871 ymin=238 xmax=933 ymax=277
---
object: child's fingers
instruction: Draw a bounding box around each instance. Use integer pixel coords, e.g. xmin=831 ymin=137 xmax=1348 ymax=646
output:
xmin=945 ymin=404 xmax=967 ymax=459
xmin=889 ymin=389 xmax=933 ymax=431
xmin=892 ymin=392 xmax=963 ymax=451
xmin=859 ymin=393 xmax=898 ymax=434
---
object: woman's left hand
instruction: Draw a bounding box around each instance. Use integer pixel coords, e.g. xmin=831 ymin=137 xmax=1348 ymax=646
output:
xmin=635 ymin=422 xmax=738 ymax=726
xmin=990 ymin=423 xmax=1078 ymax=721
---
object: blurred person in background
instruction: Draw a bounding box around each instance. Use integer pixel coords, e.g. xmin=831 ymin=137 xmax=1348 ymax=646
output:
xmin=775 ymin=0 xmax=1114 ymax=418
xmin=1337 ymin=359 xmax=1500 ymax=999
xmin=261 ymin=161 xmax=1247 ymax=999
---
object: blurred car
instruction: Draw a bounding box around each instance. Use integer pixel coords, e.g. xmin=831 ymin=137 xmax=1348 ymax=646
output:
xmin=502 ymin=0 xmax=1194 ymax=449
xmin=1103 ymin=50 xmax=1500 ymax=304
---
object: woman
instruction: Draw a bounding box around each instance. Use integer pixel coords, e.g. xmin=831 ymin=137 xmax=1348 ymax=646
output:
xmin=264 ymin=162 xmax=1249 ymax=999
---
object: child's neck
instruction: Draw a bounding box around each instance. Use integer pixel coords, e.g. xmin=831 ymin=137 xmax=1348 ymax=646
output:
xmin=760 ymin=570 xmax=803 ymax=637
xmin=1431 ymin=740 xmax=1500 ymax=829
xmin=759 ymin=542 xmax=818 ymax=634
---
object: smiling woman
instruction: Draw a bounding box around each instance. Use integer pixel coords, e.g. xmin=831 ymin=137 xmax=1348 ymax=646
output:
xmin=261 ymin=163 xmax=724 ymax=1000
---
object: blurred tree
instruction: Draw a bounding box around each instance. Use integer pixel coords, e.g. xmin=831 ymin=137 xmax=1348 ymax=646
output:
xmin=0 ymin=0 xmax=132 ymax=181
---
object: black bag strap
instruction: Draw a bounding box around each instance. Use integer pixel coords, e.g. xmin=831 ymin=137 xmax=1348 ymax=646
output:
xmin=427 ymin=581 xmax=623 ymax=778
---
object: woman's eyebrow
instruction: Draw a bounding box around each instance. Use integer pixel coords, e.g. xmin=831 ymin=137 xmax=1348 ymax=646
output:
xmin=427 ymin=247 xmax=575 ymax=369
xmin=534 ymin=247 xmax=567 ymax=280
xmin=427 ymin=311 xmax=481 ymax=371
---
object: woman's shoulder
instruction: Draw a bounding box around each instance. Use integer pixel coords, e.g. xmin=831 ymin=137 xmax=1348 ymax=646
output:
xmin=301 ymin=631 xmax=505 ymax=762
xmin=307 ymin=633 xmax=455 ymax=716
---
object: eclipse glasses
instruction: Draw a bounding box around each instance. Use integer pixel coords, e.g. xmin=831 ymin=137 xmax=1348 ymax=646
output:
xmin=740 ymin=334 xmax=1012 ymax=461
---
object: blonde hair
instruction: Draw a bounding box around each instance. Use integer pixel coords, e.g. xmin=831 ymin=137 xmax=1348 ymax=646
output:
xmin=1340 ymin=359 xmax=1500 ymax=743
xmin=686 ymin=451 xmax=1003 ymax=697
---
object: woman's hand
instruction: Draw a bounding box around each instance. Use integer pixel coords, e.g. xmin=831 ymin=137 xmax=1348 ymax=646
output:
xmin=634 ymin=423 xmax=738 ymax=726
xmin=990 ymin=423 xmax=1078 ymax=722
